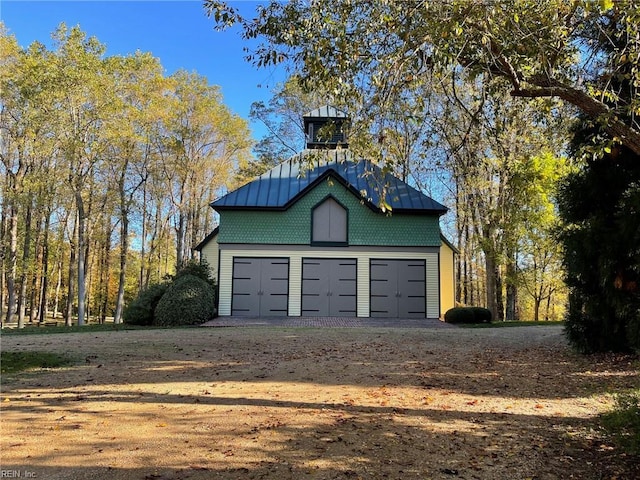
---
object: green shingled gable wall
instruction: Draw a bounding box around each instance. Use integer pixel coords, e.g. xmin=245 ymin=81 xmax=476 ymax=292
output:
xmin=218 ymin=178 xmax=441 ymax=246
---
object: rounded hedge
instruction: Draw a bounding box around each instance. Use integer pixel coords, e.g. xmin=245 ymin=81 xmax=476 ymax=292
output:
xmin=123 ymin=282 xmax=169 ymax=326
xmin=444 ymin=306 xmax=493 ymax=324
xmin=470 ymin=307 xmax=492 ymax=323
xmin=174 ymin=259 xmax=216 ymax=287
xmin=154 ymin=274 xmax=216 ymax=327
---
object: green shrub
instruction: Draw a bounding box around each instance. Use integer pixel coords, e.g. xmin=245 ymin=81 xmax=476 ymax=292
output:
xmin=444 ymin=306 xmax=492 ymax=324
xmin=123 ymin=282 xmax=169 ymax=326
xmin=444 ymin=307 xmax=475 ymax=324
xmin=173 ymin=259 xmax=216 ymax=287
xmin=470 ymin=307 xmax=492 ymax=323
xmin=601 ymin=390 xmax=640 ymax=455
xmin=154 ymin=274 xmax=216 ymax=327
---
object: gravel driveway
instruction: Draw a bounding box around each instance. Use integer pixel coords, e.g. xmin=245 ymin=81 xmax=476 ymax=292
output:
xmin=1 ymin=324 xmax=637 ymax=480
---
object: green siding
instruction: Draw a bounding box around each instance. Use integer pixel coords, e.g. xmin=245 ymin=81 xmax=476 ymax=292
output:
xmin=218 ymin=178 xmax=441 ymax=247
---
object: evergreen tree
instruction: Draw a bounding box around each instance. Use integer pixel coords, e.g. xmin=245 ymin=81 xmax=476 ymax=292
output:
xmin=558 ymin=8 xmax=640 ymax=352
xmin=558 ymin=140 xmax=640 ymax=353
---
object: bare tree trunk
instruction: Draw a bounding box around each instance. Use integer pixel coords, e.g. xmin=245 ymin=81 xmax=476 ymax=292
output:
xmin=65 ymin=214 xmax=77 ymax=327
xmin=139 ymin=181 xmax=147 ymax=291
xmin=76 ymin=192 xmax=87 ymax=326
xmin=505 ymin=248 xmax=517 ymax=321
xmin=176 ymin=211 xmax=185 ymax=270
xmin=505 ymin=282 xmax=517 ymax=321
xmin=7 ymin=197 xmax=20 ymax=327
xmin=38 ymin=211 xmax=51 ymax=323
xmin=504 ymin=230 xmax=518 ymax=320
xmin=495 ymin=266 xmax=504 ymax=321
xmin=545 ymin=291 xmax=553 ymax=321
xmin=463 ymin=224 xmax=471 ymax=305
xmin=28 ymin=203 xmax=44 ymax=325
xmin=52 ymin=223 xmax=65 ymax=320
xmin=0 ymin=195 xmax=5 ymax=326
xmin=53 ymin=258 xmax=62 ymax=320
xmin=28 ymin=267 xmax=38 ymax=324
xmin=16 ymin=198 xmax=32 ymax=327
xmin=100 ymin=222 xmax=112 ymax=323
xmin=113 ymin=208 xmax=128 ymax=324
xmin=455 ymin=225 xmax=463 ymax=305
xmin=485 ymin=254 xmax=497 ymax=319
xmin=534 ymin=298 xmax=541 ymax=322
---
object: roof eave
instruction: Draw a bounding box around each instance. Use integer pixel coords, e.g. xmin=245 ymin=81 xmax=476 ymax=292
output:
xmin=194 ymin=226 xmax=219 ymax=251
xmin=393 ymin=208 xmax=449 ymax=216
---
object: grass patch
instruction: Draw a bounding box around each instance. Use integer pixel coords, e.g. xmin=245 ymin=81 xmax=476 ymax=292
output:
xmin=1 ymin=323 xmax=161 ymax=336
xmin=1 ymin=351 xmax=72 ymax=375
xmin=600 ymin=389 xmax=640 ymax=455
xmin=458 ymin=320 xmax=565 ymax=328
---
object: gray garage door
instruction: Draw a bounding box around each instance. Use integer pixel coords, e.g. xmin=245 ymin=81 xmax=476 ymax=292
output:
xmin=301 ymin=258 xmax=357 ymax=316
xmin=370 ymin=259 xmax=426 ymax=318
xmin=232 ymin=257 xmax=289 ymax=316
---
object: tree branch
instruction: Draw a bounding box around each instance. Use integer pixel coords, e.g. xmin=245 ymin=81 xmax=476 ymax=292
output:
xmin=511 ymin=78 xmax=640 ymax=156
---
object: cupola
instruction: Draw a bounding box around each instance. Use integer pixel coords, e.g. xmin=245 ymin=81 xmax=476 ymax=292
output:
xmin=303 ymin=105 xmax=349 ymax=149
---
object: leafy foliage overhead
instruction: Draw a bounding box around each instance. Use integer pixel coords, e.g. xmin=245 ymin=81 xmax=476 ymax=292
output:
xmin=206 ymin=0 xmax=640 ymax=155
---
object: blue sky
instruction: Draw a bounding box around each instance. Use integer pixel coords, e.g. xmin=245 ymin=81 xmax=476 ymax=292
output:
xmin=1 ymin=0 xmax=288 ymax=140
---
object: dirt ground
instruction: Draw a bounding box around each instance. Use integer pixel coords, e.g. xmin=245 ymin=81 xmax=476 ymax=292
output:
xmin=1 ymin=325 xmax=638 ymax=480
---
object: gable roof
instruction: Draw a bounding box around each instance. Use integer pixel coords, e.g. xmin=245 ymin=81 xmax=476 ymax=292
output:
xmin=212 ymin=150 xmax=447 ymax=215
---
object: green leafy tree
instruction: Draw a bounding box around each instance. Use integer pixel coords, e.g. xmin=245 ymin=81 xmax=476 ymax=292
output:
xmin=207 ymin=0 xmax=637 ymax=347
xmin=49 ymin=24 xmax=115 ymax=326
xmin=103 ymin=52 xmax=166 ymax=323
xmin=1 ymin=29 xmax=60 ymax=327
xmin=516 ymin=152 xmax=570 ymax=321
xmin=206 ymin=0 xmax=640 ymax=155
xmin=158 ymin=70 xmax=252 ymax=268
xmin=1 ymin=23 xmax=253 ymax=329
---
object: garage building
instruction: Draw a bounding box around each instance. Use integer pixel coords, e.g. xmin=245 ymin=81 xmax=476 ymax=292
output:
xmin=196 ymin=107 xmax=456 ymax=319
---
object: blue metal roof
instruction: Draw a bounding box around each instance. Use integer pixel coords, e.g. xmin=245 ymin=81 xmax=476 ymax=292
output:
xmin=212 ymin=150 xmax=447 ymax=214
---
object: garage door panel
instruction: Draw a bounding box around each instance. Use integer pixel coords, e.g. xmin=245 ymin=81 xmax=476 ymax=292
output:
xmin=370 ymin=260 xmax=396 ymax=317
xmin=370 ymin=259 xmax=426 ymax=318
xmin=399 ymin=261 xmax=425 ymax=317
xmin=302 ymin=258 xmax=356 ymax=316
xmin=261 ymin=292 xmax=288 ymax=315
xmin=333 ymin=288 xmax=357 ymax=315
xmin=232 ymin=259 xmax=260 ymax=315
xmin=400 ymin=294 xmax=426 ymax=317
xmin=232 ymin=258 xmax=289 ymax=316
xmin=301 ymin=259 xmax=327 ymax=315
xmin=261 ymin=259 xmax=289 ymax=316
xmin=405 ymin=262 xmax=427 ymax=280
xmin=370 ymin=278 xmax=390 ymax=295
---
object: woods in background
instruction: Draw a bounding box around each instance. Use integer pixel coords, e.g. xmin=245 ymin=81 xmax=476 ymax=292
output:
xmin=0 ymin=24 xmax=252 ymax=327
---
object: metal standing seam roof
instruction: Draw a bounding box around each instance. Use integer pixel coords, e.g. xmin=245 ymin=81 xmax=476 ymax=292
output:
xmin=303 ymin=105 xmax=349 ymax=119
xmin=211 ymin=150 xmax=448 ymax=214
